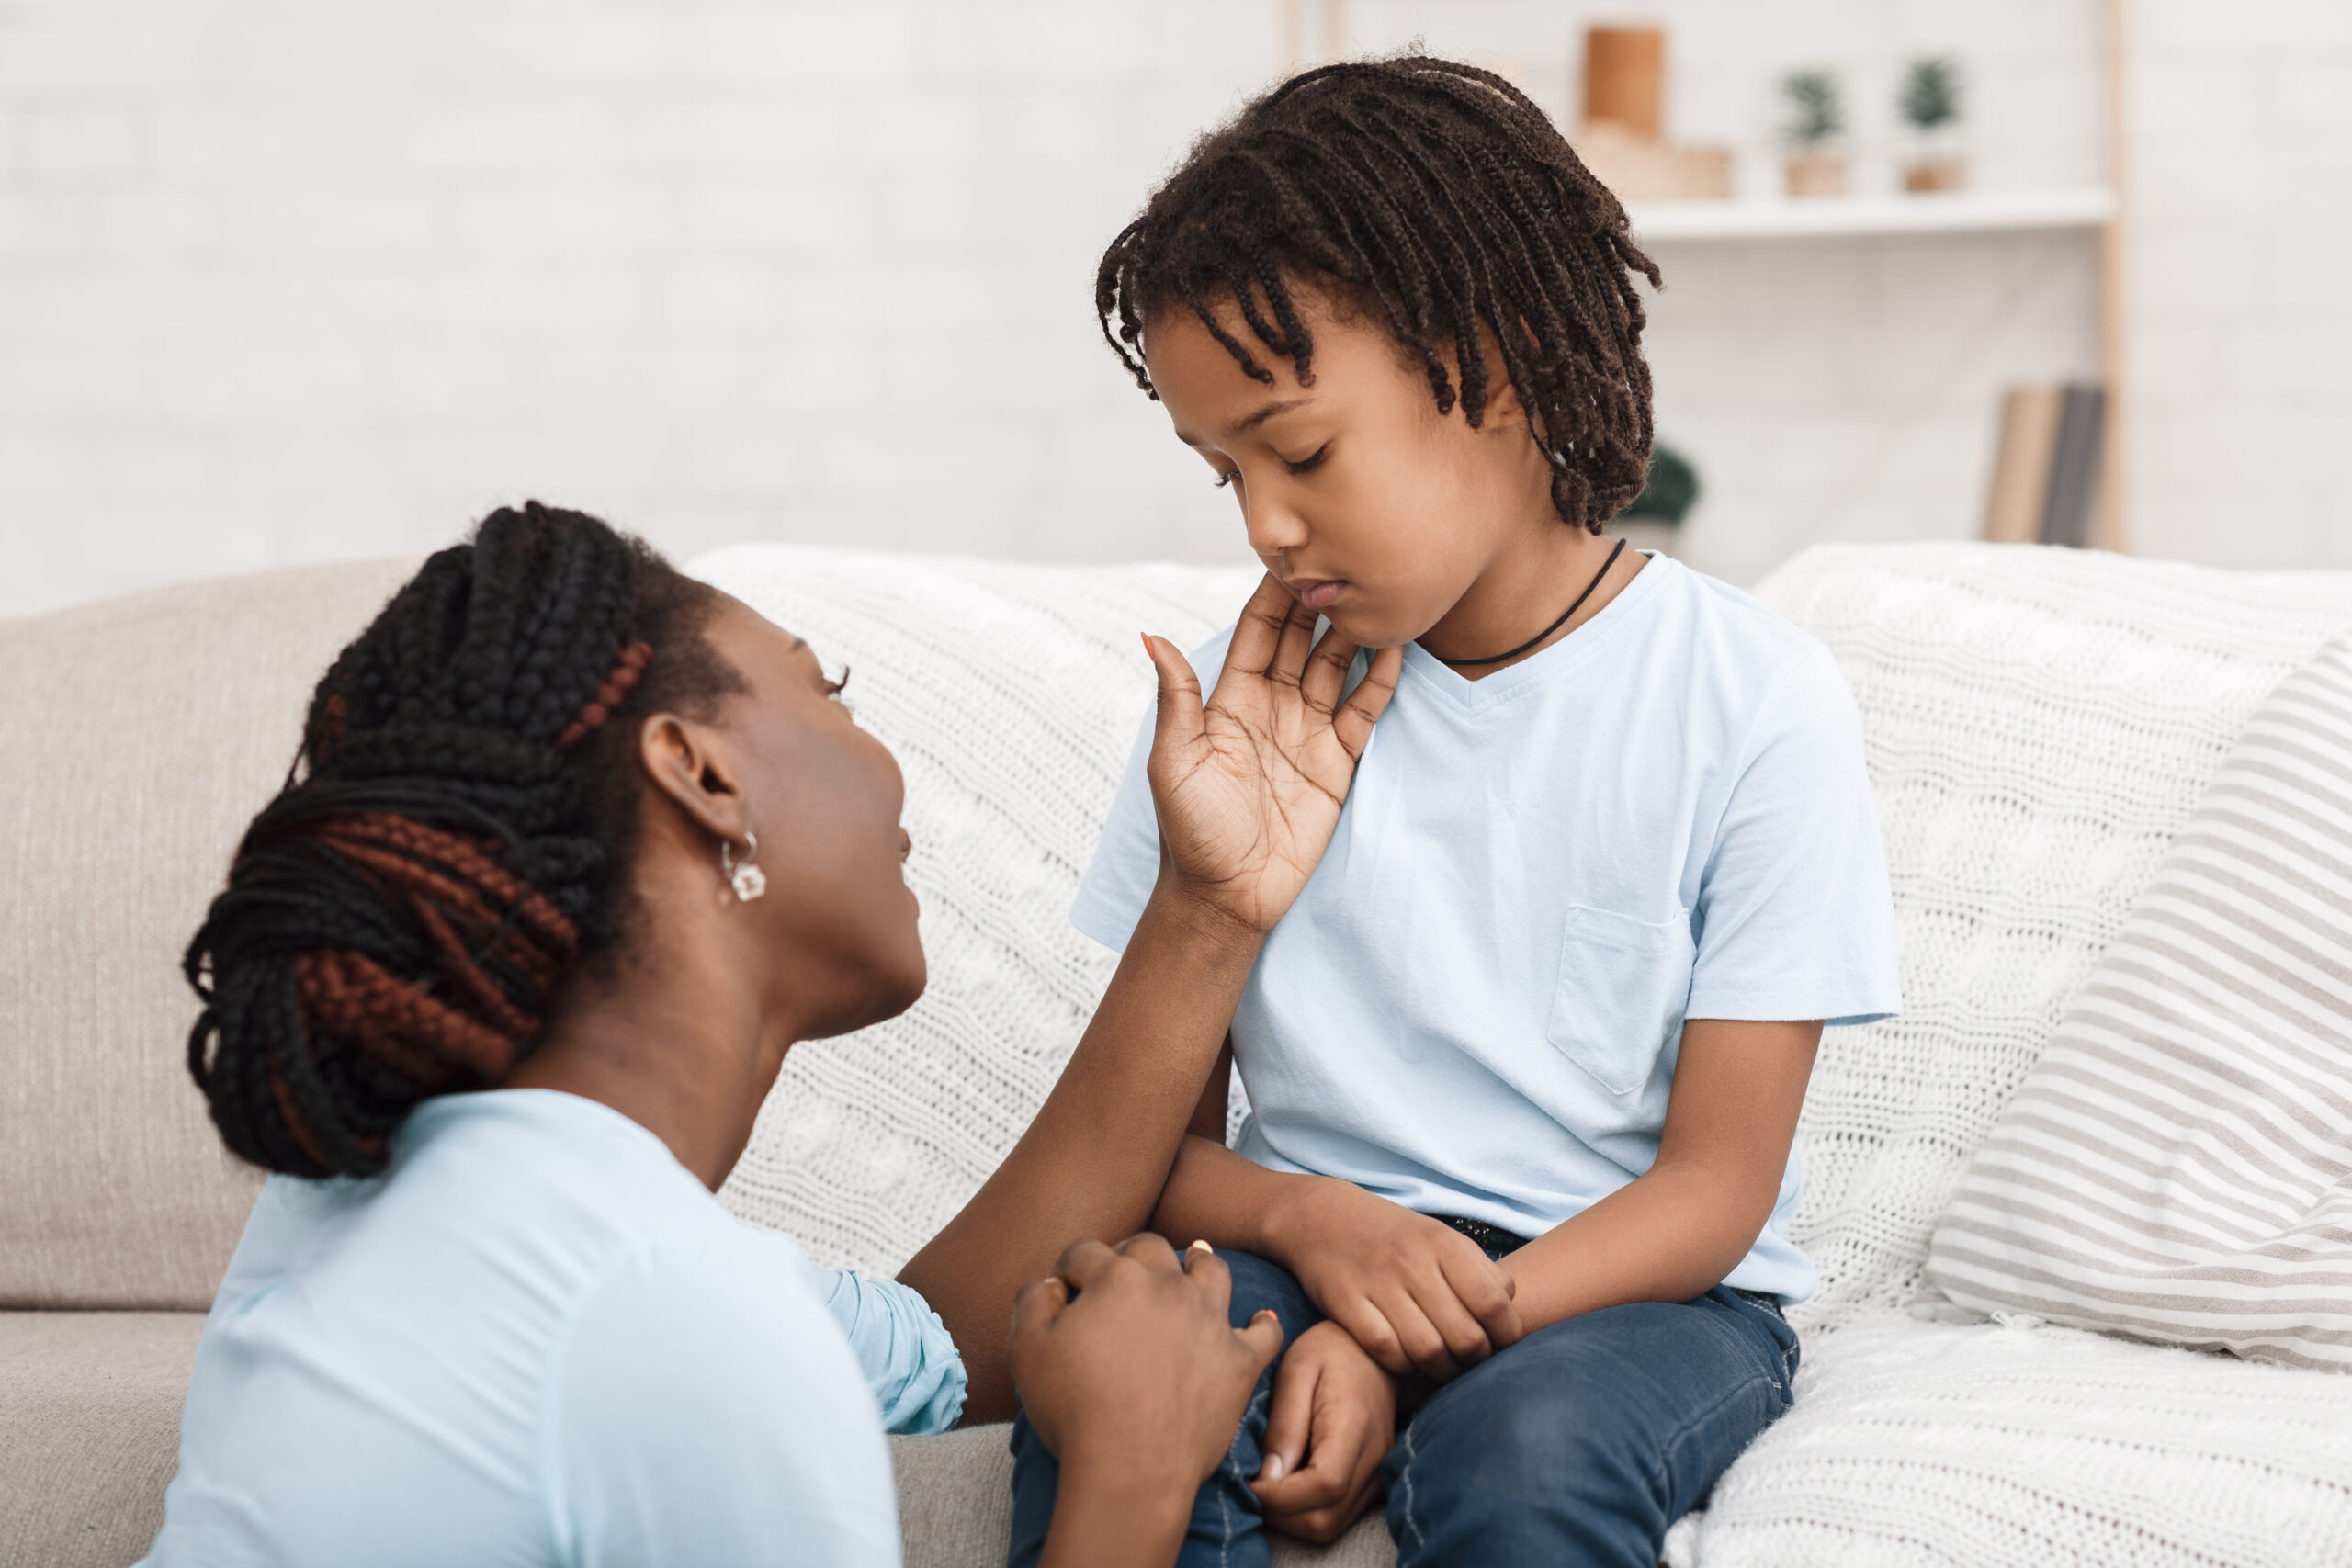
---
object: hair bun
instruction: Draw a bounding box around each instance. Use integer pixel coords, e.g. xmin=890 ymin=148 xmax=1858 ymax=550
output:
xmin=186 ymin=503 xmax=696 ymax=1178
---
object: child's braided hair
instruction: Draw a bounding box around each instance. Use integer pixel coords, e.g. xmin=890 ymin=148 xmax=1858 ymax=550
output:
xmin=1096 ymin=53 xmax=1662 ymax=531
xmin=184 ymin=502 xmax=744 ymax=1179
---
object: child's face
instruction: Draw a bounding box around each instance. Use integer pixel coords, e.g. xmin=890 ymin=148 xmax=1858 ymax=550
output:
xmin=1143 ymin=286 xmax=1557 ymax=649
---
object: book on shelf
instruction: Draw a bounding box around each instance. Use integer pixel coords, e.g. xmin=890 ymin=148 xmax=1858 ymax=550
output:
xmin=1984 ymin=383 xmax=2107 ymax=547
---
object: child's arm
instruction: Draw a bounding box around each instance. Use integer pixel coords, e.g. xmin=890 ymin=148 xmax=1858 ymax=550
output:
xmin=1153 ymin=1091 xmax=1521 ymax=1382
xmin=1499 ymin=1018 xmax=1821 ymax=1329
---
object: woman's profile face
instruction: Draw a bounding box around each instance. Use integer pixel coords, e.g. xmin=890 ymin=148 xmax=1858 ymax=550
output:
xmin=701 ymin=598 xmax=927 ymax=1038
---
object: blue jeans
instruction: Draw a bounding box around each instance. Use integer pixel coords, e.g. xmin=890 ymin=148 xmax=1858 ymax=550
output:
xmin=1006 ymin=1249 xmax=1798 ymax=1568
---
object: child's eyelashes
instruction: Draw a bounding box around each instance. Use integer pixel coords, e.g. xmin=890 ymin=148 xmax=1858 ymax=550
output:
xmin=1209 ymin=446 xmax=1329 ymax=488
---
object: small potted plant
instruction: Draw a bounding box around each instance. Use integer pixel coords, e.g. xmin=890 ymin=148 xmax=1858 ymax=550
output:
xmin=1781 ymin=70 xmax=1846 ymax=198
xmin=1612 ymin=441 xmax=1702 ymax=557
xmin=1899 ymin=57 xmax=1965 ymax=192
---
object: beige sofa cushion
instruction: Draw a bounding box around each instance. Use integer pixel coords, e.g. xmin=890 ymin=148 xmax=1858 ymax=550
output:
xmin=0 ymin=560 xmax=415 ymax=1308
xmin=0 ymin=1311 xmax=203 ymax=1568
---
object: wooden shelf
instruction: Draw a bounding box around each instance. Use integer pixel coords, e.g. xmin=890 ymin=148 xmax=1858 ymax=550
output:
xmin=1625 ymin=187 xmax=2117 ymax=243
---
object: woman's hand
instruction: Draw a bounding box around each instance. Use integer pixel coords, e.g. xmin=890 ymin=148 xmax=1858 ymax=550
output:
xmin=1144 ymin=575 xmax=1403 ymax=934
xmin=1267 ymin=1177 xmax=1523 ymax=1382
xmin=1251 ymin=1320 xmax=1396 ymax=1545
xmin=1012 ymin=1235 xmax=1285 ymax=1568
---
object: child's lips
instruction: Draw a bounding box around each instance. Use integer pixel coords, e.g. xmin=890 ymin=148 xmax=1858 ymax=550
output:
xmin=1292 ymin=579 xmax=1347 ymax=610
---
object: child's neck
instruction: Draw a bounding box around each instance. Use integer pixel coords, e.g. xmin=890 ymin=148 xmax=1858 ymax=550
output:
xmin=1417 ymin=523 xmax=1638 ymax=681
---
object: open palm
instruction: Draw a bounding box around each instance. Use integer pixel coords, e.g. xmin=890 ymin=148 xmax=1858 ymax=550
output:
xmin=1144 ymin=576 xmax=1404 ymax=934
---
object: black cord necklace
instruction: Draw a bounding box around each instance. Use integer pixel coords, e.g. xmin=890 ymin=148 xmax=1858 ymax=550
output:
xmin=1427 ymin=537 xmax=1628 ymax=668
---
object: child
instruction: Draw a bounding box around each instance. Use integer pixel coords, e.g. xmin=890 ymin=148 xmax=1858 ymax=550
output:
xmin=1010 ymin=56 xmax=1899 ymax=1568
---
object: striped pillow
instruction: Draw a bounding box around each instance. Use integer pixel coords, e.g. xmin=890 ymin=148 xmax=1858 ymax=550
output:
xmin=1924 ymin=633 xmax=2352 ymax=1371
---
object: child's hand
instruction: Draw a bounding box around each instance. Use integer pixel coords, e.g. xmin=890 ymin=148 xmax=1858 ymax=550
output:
xmin=1271 ymin=1178 xmax=1522 ymax=1382
xmin=1251 ymin=1320 xmax=1396 ymax=1544
xmin=1143 ymin=575 xmax=1403 ymax=934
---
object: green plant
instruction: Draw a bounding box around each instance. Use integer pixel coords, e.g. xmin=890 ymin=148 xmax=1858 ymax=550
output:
xmin=1781 ymin=71 xmax=1843 ymax=148
xmin=1900 ymin=57 xmax=1962 ymax=131
xmin=1622 ymin=442 xmax=1700 ymax=524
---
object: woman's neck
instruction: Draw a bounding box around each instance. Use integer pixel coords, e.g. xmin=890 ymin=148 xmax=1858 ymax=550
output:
xmin=1415 ymin=522 xmax=1640 ymax=680
xmin=504 ymin=922 xmax=793 ymax=1191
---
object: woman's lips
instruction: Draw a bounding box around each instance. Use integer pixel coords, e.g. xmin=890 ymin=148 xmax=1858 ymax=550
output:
xmin=1292 ymin=579 xmax=1346 ymax=610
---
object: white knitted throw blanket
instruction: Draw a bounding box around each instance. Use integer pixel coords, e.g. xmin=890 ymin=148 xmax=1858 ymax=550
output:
xmin=695 ymin=541 xmax=2352 ymax=1568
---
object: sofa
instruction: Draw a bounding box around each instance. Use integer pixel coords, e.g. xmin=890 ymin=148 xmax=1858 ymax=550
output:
xmin=5 ymin=539 xmax=2350 ymax=1568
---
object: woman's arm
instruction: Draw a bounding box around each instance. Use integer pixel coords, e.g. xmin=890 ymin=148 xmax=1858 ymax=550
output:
xmin=1500 ymin=1018 xmax=1821 ymax=1329
xmin=900 ymin=578 xmax=1403 ymax=1421
xmin=902 ymin=885 xmax=1266 ymax=1421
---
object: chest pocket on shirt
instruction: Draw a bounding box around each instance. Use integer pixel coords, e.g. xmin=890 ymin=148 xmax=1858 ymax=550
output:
xmin=1546 ymin=906 xmax=1696 ymax=1097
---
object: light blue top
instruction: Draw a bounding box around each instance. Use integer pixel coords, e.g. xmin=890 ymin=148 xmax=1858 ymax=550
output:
xmin=1073 ymin=555 xmax=1901 ymax=1302
xmin=139 ymin=1089 xmax=965 ymax=1568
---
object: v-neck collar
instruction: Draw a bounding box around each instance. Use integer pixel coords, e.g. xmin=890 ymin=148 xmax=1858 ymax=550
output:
xmin=1399 ymin=550 xmax=1669 ymax=713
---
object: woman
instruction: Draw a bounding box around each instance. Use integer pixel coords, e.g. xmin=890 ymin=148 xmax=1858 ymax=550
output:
xmin=141 ymin=502 xmax=1396 ymax=1567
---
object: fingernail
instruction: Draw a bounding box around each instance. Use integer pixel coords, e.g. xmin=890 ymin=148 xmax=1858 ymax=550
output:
xmin=1189 ymin=1238 xmax=1213 ymax=1254
xmin=1140 ymin=632 xmax=1154 ymax=657
xmin=1259 ymin=1454 xmax=1285 ymax=1482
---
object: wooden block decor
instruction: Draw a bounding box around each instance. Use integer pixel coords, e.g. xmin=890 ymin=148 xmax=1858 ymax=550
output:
xmin=1584 ymin=27 xmax=1664 ymax=138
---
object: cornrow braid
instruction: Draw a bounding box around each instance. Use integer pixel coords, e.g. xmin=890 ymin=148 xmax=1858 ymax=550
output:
xmin=184 ymin=502 xmax=745 ymax=1178
xmin=1097 ymin=52 xmax=1663 ymax=530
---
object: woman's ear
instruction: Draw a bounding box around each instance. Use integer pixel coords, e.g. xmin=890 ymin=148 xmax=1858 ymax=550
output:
xmin=636 ymin=712 xmax=748 ymax=844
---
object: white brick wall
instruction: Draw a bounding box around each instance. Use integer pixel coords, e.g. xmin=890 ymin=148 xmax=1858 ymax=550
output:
xmin=2 ymin=0 xmax=2276 ymax=616
xmin=2131 ymin=0 xmax=2352 ymax=567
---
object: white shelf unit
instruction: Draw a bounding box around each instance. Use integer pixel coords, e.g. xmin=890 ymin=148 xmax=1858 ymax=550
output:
xmin=1625 ymin=187 xmax=2117 ymax=243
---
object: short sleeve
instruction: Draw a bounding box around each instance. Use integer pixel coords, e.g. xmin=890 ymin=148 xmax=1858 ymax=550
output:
xmin=1686 ymin=646 xmax=1902 ymax=1027
xmin=1069 ymin=626 xmax=1235 ymax=953
xmin=798 ymin=1263 xmax=967 ymax=1434
xmin=547 ymin=1234 xmax=901 ymax=1568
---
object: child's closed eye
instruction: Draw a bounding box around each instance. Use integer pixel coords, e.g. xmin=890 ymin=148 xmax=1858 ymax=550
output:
xmin=1282 ymin=444 xmax=1330 ymax=477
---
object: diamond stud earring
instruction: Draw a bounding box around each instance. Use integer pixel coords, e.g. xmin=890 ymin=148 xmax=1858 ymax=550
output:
xmin=720 ymin=831 xmax=766 ymax=903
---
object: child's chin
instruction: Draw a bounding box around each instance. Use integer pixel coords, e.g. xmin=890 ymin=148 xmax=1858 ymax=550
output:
xmin=1321 ymin=609 xmax=1412 ymax=652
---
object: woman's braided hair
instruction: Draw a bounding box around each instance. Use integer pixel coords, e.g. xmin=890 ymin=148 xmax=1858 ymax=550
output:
xmin=1097 ymin=53 xmax=1663 ymax=530
xmin=184 ymin=502 xmax=744 ymax=1179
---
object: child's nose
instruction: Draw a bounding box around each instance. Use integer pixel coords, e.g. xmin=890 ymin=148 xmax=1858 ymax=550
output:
xmin=1242 ymin=493 xmax=1308 ymax=556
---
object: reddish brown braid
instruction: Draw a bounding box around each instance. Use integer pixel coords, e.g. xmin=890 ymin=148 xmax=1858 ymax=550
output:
xmin=556 ymin=640 xmax=653 ymax=749
xmin=185 ymin=504 xmax=743 ymax=1179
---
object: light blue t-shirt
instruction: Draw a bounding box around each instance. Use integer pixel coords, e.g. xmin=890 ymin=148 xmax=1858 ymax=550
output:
xmin=139 ymin=1089 xmax=965 ymax=1568
xmin=1072 ymin=554 xmax=1900 ymax=1302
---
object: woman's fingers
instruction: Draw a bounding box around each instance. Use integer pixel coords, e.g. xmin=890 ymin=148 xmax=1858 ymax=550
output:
xmin=1179 ymin=1239 xmax=1236 ymax=1318
xmin=1237 ymin=1308 xmax=1286 ymax=1376
xmin=1255 ymin=1351 xmax=1317 ymax=1485
xmin=1267 ymin=595 xmax=1317 ymax=691
xmin=1298 ymin=627 xmax=1362 ymax=715
xmin=1143 ymin=634 xmax=1206 ymax=761
xmin=1009 ymin=1274 xmax=1069 ymax=1337
xmin=1332 ymin=645 xmax=1403 ymax=759
xmin=1050 ymin=1235 xmax=1124 ymax=1292
xmin=1222 ymin=573 xmax=1298 ymax=679
xmin=1112 ymin=1231 xmax=1182 ymax=1270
